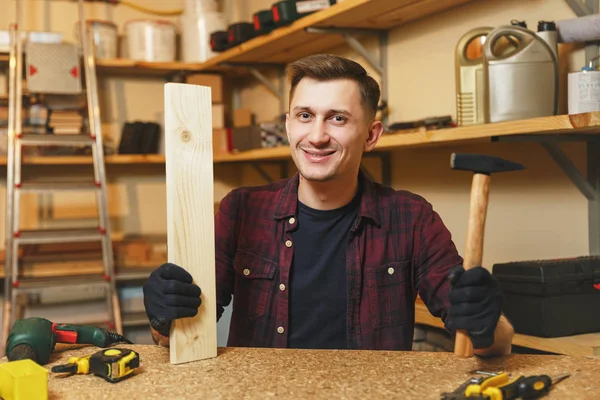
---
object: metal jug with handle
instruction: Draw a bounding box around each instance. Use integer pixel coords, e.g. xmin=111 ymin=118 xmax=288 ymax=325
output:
xmin=483 ymin=25 xmax=558 ymax=123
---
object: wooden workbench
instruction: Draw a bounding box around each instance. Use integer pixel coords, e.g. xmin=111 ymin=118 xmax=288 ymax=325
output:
xmin=1 ymin=345 xmax=599 ymax=399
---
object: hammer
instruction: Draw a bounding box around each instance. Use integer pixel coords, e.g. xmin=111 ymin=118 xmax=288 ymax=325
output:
xmin=450 ymin=153 xmax=525 ymax=357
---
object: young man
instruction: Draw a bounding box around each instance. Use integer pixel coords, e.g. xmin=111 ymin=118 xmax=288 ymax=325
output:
xmin=143 ymin=54 xmax=514 ymax=355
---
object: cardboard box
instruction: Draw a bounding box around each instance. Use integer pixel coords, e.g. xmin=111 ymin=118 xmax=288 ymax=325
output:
xmin=212 ymin=128 xmax=229 ymax=155
xmin=186 ymin=73 xmax=223 ymax=103
xmin=212 ymin=104 xmax=225 ymax=129
xmin=233 ymin=108 xmax=255 ymax=127
xmin=231 ymin=126 xmax=262 ymax=151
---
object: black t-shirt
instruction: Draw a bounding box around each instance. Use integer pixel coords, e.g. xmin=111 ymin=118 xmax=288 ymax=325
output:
xmin=288 ymin=190 xmax=361 ymax=349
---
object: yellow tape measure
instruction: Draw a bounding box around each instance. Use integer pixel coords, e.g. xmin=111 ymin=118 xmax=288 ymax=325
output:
xmin=90 ymin=348 xmax=140 ymax=383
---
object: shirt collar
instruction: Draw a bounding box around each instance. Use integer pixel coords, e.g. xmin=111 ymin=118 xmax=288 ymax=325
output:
xmin=273 ymin=169 xmax=381 ymax=227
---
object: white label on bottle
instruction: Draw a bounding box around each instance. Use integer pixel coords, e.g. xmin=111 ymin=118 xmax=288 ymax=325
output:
xmin=569 ymin=71 xmax=600 ymax=114
xmin=296 ymin=0 xmax=331 ymax=14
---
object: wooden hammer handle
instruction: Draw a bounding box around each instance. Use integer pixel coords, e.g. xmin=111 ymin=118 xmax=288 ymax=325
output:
xmin=454 ymin=173 xmax=490 ymax=357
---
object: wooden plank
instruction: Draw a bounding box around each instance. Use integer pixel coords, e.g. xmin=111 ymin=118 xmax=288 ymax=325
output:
xmin=164 ymin=82 xmax=217 ymax=364
xmin=361 ymin=0 xmax=476 ymax=28
xmin=415 ymin=298 xmax=600 ymax=357
xmin=2 ymin=114 xmax=599 ymax=167
xmin=95 ymin=59 xmax=206 ymax=77
xmin=374 ymin=112 xmax=600 ymax=151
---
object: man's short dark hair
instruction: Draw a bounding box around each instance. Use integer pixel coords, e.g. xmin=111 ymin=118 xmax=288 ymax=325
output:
xmin=286 ymin=54 xmax=381 ymax=119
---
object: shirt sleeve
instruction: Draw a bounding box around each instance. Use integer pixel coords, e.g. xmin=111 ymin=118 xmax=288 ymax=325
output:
xmin=214 ymin=190 xmax=240 ymax=321
xmin=413 ymin=201 xmax=463 ymax=332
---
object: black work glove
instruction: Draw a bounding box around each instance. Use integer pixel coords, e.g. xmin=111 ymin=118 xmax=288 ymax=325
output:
xmin=143 ymin=263 xmax=202 ymax=337
xmin=447 ymin=265 xmax=503 ymax=349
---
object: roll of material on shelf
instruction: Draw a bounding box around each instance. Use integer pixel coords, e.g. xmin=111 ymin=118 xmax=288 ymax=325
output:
xmin=556 ymin=13 xmax=600 ymax=43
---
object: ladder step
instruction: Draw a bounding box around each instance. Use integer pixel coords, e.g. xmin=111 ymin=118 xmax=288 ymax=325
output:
xmin=12 ymin=275 xmax=110 ymax=293
xmin=18 ymin=182 xmax=101 ymax=192
xmin=19 ymin=134 xmax=95 ymax=146
xmin=15 ymin=228 xmax=106 ymax=244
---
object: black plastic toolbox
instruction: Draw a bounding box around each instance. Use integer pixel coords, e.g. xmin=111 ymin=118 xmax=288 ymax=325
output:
xmin=492 ymin=256 xmax=600 ymax=338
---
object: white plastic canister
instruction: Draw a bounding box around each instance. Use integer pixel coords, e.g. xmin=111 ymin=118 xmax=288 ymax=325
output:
xmin=125 ymin=20 xmax=177 ymax=62
xmin=88 ymin=20 xmax=117 ymax=59
xmin=73 ymin=20 xmax=117 ymax=59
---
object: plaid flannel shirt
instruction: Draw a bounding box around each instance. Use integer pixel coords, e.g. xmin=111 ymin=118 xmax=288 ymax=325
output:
xmin=200 ymin=170 xmax=463 ymax=350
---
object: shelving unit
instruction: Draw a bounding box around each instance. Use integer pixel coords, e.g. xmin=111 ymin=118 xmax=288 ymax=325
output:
xmin=1 ymin=112 xmax=599 ymax=167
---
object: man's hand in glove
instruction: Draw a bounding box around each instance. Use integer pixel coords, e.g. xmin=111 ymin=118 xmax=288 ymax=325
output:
xmin=447 ymin=265 xmax=504 ymax=350
xmin=143 ymin=263 xmax=202 ymax=343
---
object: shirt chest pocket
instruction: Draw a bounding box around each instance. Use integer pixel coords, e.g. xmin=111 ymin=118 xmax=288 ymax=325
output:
xmin=365 ymin=261 xmax=411 ymax=329
xmin=233 ymin=250 xmax=278 ymax=320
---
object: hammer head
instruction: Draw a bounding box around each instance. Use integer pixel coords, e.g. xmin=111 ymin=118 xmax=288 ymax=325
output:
xmin=450 ymin=153 xmax=525 ymax=175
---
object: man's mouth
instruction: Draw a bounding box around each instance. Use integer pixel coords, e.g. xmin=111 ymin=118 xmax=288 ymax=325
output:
xmin=302 ymin=149 xmax=336 ymax=157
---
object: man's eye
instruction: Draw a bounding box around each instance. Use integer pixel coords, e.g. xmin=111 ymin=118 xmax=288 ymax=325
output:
xmin=332 ymin=115 xmax=346 ymax=123
xmin=299 ymin=113 xmax=310 ymax=119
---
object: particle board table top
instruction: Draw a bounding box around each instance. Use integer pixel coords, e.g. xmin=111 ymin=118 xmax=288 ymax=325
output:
xmin=1 ymin=345 xmax=600 ymax=399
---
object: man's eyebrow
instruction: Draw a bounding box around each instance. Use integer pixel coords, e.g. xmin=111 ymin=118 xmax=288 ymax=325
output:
xmin=292 ymin=106 xmax=352 ymax=116
xmin=292 ymin=106 xmax=312 ymax=112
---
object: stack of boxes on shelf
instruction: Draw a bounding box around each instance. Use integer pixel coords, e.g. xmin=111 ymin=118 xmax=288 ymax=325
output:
xmin=185 ymin=73 xmax=228 ymax=157
xmin=185 ymin=72 xmax=288 ymax=156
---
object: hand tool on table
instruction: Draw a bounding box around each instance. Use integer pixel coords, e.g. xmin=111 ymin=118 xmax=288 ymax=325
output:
xmin=5 ymin=317 xmax=133 ymax=365
xmin=51 ymin=347 xmax=140 ymax=383
xmin=450 ymin=153 xmax=525 ymax=357
xmin=442 ymin=371 xmax=570 ymax=399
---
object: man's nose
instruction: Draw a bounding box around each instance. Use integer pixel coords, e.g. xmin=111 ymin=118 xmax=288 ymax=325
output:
xmin=307 ymin=120 xmax=329 ymax=146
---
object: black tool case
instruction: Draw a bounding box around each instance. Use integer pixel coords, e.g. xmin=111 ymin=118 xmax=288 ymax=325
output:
xmin=492 ymin=256 xmax=600 ymax=338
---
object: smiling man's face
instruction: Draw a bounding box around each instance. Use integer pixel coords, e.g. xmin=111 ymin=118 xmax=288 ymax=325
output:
xmin=286 ymin=77 xmax=376 ymax=183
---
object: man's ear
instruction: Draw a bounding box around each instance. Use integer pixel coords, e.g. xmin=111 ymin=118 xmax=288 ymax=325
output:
xmin=364 ymin=120 xmax=384 ymax=152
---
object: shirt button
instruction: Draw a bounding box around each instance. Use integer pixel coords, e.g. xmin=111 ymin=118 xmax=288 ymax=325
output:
xmin=279 ymin=283 xmax=286 ymax=291
xmin=277 ymin=326 xmax=285 ymax=334
xmin=388 ymin=267 xmax=395 ymax=275
xmin=243 ymin=269 xmax=250 ymax=276
xmin=289 ymin=217 xmax=295 ymax=225
xmin=285 ymin=240 xmax=292 ymax=248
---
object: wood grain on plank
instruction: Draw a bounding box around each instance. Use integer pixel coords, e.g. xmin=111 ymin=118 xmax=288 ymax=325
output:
xmin=164 ymin=83 xmax=217 ymax=364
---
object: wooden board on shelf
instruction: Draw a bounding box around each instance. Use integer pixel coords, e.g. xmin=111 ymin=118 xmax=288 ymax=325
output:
xmin=414 ymin=298 xmax=600 ymax=357
xmin=213 ymin=112 xmax=600 ymax=163
xmin=1 ymin=1 xmax=478 ymax=78
xmin=2 ymin=113 xmax=599 ymax=167
xmin=95 ymin=59 xmax=207 ymax=77
xmin=201 ymin=0 xmax=476 ymax=72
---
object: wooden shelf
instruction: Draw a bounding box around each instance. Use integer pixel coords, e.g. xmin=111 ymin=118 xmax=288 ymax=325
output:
xmin=94 ymin=59 xmax=207 ymax=77
xmin=201 ymin=0 xmax=477 ymax=73
xmin=213 ymin=112 xmax=600 ymax=162
xmin=415 ymin=298 xmax=600 ymax=357
xmin=0 ymin=0 xmax=477 ymax=77
xmin=2 ymin=113 xmax=600 ymax=167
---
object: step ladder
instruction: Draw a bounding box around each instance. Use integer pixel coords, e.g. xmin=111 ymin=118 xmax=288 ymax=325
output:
xmin=1 ymin=0 xmax=122 ymax=351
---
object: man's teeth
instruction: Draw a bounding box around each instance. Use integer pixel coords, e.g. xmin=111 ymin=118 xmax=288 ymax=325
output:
xmin=306 ymin=150 xmax=333 ymax=156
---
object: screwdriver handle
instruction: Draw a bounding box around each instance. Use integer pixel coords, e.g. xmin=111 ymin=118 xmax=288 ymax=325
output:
xmin=517 ymin=375 xmax=552 ymax=399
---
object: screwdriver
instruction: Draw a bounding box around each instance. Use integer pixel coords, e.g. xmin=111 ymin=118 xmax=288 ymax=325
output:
xmin=498 ymin=372 xmax=570 ymax=399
